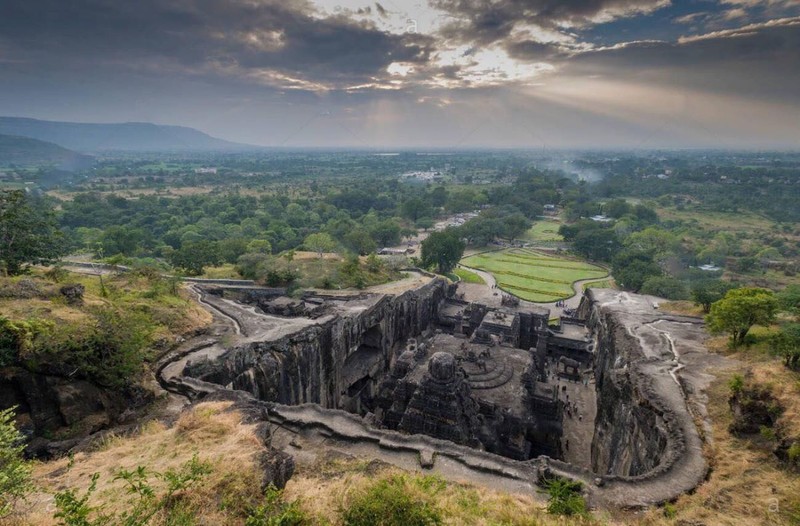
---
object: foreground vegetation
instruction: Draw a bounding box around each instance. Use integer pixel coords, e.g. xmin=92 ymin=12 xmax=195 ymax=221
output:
xmin=1 ymin=402 xmax=604 ymax=526
xmin=0 ymin=269 xmax=208 ymax=392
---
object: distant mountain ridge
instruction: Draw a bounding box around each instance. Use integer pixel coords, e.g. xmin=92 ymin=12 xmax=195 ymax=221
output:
xmin=0 ymin=117 xmax=254 ymax=153
xmin=0 ymin=133 xmax=93 ymax=170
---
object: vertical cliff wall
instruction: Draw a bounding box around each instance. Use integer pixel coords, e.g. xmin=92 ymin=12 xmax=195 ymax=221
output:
xmin=188 ymin=279 xmax=448 ymax=409
xmin=582 ymin=289 xmax=708 ymax=493
xmin=588 ymin=304 xmax=670 ymax=476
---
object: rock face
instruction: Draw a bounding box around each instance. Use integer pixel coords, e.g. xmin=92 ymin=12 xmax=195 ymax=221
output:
xmin=589 ymin=310 xmax=669 ymax=476
xmin=581 ymin=289 xmax=710 ymax=491
xmin=189 ymin=279 xmax=448 ymax=411
xmin=0 ymin=367 xmax=151 ymax=451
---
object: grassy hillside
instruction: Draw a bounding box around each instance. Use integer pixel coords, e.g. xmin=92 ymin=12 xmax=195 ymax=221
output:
xmin=7 ymin=402 xmax=604 ymax=526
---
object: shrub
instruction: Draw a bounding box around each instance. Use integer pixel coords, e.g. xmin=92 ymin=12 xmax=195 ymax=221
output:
xmin=31 ymin=306 xmax=153 ymax=388
xmin=45 ymin=264 xmax=70 ymax=283
xmin=245 ymin=485 xmax=308 ymax=526
xmin=729 ymin=374 xmax=745 ymax=395
xmin=54 ymin=454 xmax=212 ymax=526
xmin=787 ymin=442 xmax=800 ymax=464
xmin=0 ymin=316 xmax=51 ymax=367
xmin=0 ymin=407 xmax=33 ymax=517
xmin=759 ymin=425 xmax=777 ymax=441
xmin=342 ymin=475 xmax=442 ymax=526
xmin=544 ymin=477 xmax=587 ymax=517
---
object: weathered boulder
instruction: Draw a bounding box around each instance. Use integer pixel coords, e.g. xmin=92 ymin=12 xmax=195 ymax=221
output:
xmin=260 ymin=450 xmax=295 ymax=490
xmin=52 ymin=381 xmax=111 ymax=427
xmin=59 ymin=283 xmax=85 ymax=305
xmin=1 ymin=367 xmax=153 ymax=455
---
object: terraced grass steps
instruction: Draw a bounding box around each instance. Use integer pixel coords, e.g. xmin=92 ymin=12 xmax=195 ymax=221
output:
xmin=460 ymin=248 xmax=608 ymax=302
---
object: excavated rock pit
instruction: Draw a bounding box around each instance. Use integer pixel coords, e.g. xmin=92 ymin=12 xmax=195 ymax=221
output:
xmin=158 ymin=279 xmax=725 ymax=508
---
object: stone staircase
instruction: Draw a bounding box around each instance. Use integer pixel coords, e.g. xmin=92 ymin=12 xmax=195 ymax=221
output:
xmin=464 ymin=359 xmax=514 ymax=390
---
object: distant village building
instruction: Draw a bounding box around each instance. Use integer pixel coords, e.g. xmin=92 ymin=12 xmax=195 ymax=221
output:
xmin=195 ymin=167 xmax=218 ymax=174
xmin=697 ymin=264 xmax=722 ymax=272
xmin=400 ymin=169 xmax=442 ymax=181
xmin=378 ymin=247 xmax=414 ymax=256
xmin=590 ymin=215 xmax=613 ymax=223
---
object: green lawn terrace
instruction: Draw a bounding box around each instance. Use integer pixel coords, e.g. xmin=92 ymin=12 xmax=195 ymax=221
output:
xmin=461 ymin=248 xmax=607 ymax=303
xmin=522 ymin=220 xmax=564 ymax=243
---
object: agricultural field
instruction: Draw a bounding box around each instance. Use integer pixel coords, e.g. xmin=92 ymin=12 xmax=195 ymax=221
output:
xmin=453 ymin=267 xmax=486 ymax=284
xmin=522 ymin=220 xmax=564 ymax=242
xmin=461 ymin=248 xmax=607 ymax=302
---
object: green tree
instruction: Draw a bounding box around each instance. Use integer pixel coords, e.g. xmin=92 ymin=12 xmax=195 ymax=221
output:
xmin=612 ymin=250 xmax=662 ymax=292
xmin=0 ymin=190 xmax=65 ymax=275
xmin=101 ymin=226 xmax=144 ymax=257
xmin=706 ymin=288 xmax=779 ymax=347
xmin=603 ymin=199 xmax=631 ymax=218
xmin=500 ymin=213 xmax=531 ymax=240
xmin=640 ymin=276 xmax=689 ymax=300
xmin=369 ymin=219 xmax=402 ymax=247
xmin=246 ymin=239 xmax=273 ymax=254
xmin=777 ymin=284 xmax=800 ymax=317
xmin=429 ymin=186 xmax=447 ymax=208
xmin=624 ymin=227 xmax=680 ymax=263
xmin=573 ymin=228 xmax=620 ymax=262
xmin=169 ymin=240 xmax=222 ymax=276
xmin=304 ymin=232 xmax=337 ymax=258
xmin=401 ymin=197 xmax=432 ymax=222
xmin=770 ymin=323 xmax=800 ymax=370
xmin=692 ymin=280 xmax=737 ymax=313
xmin=343 ymin=228 xmax=377 ymax=256
xmin=0 ymin=407 xmax=33 ymax=517
xmin=421 ymin=230 xmax=465 ymax=274
xmin=415 ymin=217 xmax=435 ymax=231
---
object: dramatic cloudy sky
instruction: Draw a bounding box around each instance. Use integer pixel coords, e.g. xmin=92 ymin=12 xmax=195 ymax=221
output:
xmin=0 ymin=0 xmax=798 ymax=148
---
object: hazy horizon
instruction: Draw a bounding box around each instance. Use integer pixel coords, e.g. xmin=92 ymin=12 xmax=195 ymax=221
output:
xmin=1 ymin=0 xmax=799 ymax=150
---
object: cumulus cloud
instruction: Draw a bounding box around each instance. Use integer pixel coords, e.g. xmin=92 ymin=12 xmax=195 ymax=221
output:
xmin=0 ymin=0 xmax=798 ymax=148
xmin=563 ymin=17 xmax=800 ymax=102
xmin=0 ymin=0 xmax=435 ymax=90
xmin=431 ymin=0 xmax=671 ymax=45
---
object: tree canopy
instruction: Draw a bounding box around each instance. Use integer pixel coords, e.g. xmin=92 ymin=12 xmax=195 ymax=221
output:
xmin=706 ymin=287 xmax=778 ymax=347
xmin=691 ymin=279 xmax=737 ymax=313
xmin=421 ymin=229 xmax=465 ymax=274
xmin=304 ymin=232 xmax=337 ymax=258
xmin=0 ymin=190 xmax=65 ymax=275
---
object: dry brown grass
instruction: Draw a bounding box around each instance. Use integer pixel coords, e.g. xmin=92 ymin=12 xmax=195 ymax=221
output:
xmin=283 ymin=455 xmax=608 ymax=526
xmin=623 ymin=355 xmax=800 ymax=526
xmin=4 ymin=402 xmax=266 ymax=526
xmin=658 ymin=300 xmax=704 ymax=317
xmin=290 ymin=251 xmax=343 ymax=261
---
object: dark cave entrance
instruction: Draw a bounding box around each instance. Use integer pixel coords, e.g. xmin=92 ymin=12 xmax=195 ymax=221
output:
xmin=340 ymin=324 xmax=385 ymax=415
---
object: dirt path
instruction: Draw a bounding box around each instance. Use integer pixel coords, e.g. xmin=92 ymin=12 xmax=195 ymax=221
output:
xmin=456 ymin=263 xmax=497 ymax=288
